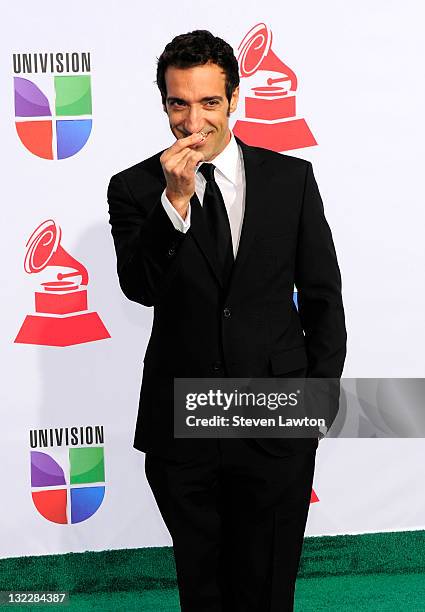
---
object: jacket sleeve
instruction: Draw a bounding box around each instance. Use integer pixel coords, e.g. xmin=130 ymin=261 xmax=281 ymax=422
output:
xmin=107 ymin=172 xmax=186 ymax=306
xmin=294 ymin=162 xmax=347 ymax=377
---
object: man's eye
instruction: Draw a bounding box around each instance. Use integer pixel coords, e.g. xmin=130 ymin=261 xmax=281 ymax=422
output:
xmin=170 ymin=101 xmax=186 ymax=107
xmin=206 ymin=100 xmax=219 ymax=107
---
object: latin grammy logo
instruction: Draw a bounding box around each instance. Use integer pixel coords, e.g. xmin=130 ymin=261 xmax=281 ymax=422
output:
xmin=233 ymin=22 xmax=317 ymax=152
xmin=14 ymin=219 xmax=110 ymax=347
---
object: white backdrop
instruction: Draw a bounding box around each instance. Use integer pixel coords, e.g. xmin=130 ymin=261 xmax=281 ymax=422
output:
xmin=1 ymin=0 xmax=425 ymax=558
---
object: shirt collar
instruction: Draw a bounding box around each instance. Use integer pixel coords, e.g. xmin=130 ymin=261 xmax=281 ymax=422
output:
xmin=197 ymin=131 xmax=239 ymax=185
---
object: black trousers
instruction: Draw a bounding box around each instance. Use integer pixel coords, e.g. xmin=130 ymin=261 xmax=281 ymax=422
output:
xmin=144 ymin=438 xmax=316 ymax=612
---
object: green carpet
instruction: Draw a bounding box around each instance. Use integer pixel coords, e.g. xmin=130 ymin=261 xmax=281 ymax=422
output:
xmin=1 ymin=530 xmax=424 ymax=610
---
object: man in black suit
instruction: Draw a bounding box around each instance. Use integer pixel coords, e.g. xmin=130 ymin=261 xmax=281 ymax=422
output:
xmin=108 ymin=30 xmax=346 ymax=612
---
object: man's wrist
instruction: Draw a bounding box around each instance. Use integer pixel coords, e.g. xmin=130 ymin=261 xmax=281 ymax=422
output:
xmin=165 ymin=190 xmax=190 ymax=220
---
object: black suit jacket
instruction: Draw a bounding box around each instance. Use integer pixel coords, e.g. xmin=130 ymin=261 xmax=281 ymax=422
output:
xmin=107 ymin=136 xmax=347 ymax=459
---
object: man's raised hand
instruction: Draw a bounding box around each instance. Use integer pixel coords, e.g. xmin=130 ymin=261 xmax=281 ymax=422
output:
xmin=160 ymin=133 xmax=206 ymax=219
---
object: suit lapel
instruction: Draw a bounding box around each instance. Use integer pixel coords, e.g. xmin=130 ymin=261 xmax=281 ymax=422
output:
xmin=230 ymin=136 xmax=265 ymax=289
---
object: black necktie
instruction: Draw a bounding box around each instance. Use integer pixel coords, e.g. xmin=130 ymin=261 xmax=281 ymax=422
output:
xmin=198 ymin=163 xmax=234 ymax=288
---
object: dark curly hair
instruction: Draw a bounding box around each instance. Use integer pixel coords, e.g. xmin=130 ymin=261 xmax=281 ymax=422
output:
xmin=156 ymin=30 xmax=240 ymax=107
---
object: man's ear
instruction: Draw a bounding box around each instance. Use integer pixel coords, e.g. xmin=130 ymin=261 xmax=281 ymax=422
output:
xmin=229 ymin=86 xmax=240 ymax=114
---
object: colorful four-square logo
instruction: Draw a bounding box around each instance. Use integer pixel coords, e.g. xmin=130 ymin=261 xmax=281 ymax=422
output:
xmin=14 ymin=75 xmax=92 ymax=160
xmin=31 ymin=447 xmax=105 ymax=524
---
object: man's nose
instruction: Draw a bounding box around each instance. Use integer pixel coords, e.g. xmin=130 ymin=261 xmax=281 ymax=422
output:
xmin=183 ymin=105 xmax=204 ymax=134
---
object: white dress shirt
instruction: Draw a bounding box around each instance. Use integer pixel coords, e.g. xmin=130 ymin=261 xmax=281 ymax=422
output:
xmin=161 ymin=131 xmax=245 ymax=258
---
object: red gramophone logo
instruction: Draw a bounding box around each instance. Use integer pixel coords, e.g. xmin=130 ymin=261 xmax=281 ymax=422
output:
xmin=14 ymin=220 xmax=110 ymax=347
xmin=233 ymin=23 xmax=317 ymax=152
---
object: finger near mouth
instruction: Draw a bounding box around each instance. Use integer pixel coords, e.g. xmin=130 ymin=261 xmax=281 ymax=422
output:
xmin=192 ymin=131 xmax=210 ymax=146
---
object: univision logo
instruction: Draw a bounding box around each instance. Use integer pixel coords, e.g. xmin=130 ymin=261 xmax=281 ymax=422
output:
xmin=13 ymin=52 xmax=92 ymax=160
xmin=30 ymin=425 xmax=105 ymax=524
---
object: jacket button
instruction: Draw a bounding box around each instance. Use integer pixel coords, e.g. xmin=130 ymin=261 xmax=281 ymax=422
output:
xmin=212 ymin=361 xmax=222 ymax=372
xmin=167 ymin=247 xmax=176 ymax=257
xmin=223 ymin=307 xmax=231 ymax=318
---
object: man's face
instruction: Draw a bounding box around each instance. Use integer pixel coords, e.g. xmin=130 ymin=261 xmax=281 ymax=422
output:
xmin=163 ymin=62 xmax=239 ymax=161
